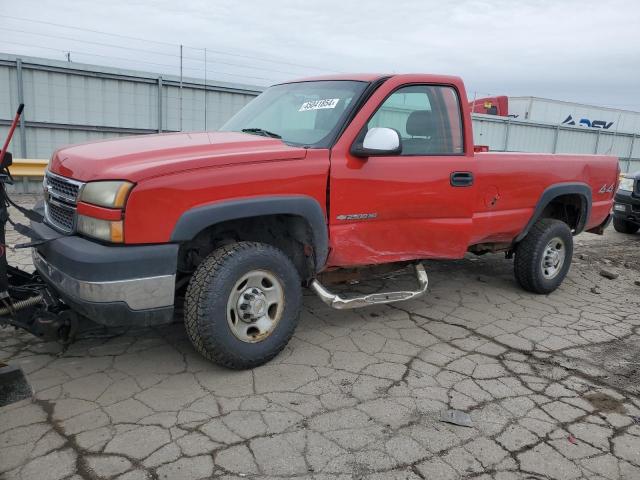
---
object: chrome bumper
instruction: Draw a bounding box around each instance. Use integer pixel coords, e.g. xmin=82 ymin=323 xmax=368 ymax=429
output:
xmin=33 ymin=250 xmax=175 ymax=311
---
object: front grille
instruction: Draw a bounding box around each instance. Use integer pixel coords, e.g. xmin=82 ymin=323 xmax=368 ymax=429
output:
xmin=43 ymin=172 xmax=84 ymax=234
xmin=45 ymin=172 xmax=81 ymax=202
xmin=46 ymin=201 xmax=75 ymax=232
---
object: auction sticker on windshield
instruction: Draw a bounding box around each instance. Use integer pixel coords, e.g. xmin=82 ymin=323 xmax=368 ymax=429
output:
xmin=299 ymin=98 xmax=340 ymax=112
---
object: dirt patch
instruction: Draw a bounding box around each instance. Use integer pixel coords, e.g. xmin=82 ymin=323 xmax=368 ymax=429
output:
xmin=575 ymin=231 xmax=640 ymax=273
xmin=564 ymin=333 xmax=640 ymax=397
xmin=583 ymin=392 xmax=627 ymax=414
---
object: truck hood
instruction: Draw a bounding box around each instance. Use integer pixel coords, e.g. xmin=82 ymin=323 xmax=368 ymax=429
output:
xmin=49 ymin=131 xmax=307 ymax=182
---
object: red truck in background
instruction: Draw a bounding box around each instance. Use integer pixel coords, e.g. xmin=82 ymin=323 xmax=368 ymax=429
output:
xmin=470 ymin=95 xmax=509 ymax=116
xmin=1 ymin=73 xmax=618 ymax=369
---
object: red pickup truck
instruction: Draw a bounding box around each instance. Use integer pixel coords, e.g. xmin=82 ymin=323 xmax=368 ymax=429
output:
xmin=27 ymin=74 xmax=617 ymax=368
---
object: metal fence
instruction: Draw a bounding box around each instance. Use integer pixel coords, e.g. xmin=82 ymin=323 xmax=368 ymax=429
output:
xmin=0 ymin=53 xmax=261 ymax=158
xmin=472 ymin=114 xmax=640 ymax=173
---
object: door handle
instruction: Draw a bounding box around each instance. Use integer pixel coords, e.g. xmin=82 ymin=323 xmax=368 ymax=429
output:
xmin=450 ymin=171 xmax=474 ymax=187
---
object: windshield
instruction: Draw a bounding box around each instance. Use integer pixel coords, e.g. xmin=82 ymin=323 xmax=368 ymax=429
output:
xmin=220 ymin=80 xmax=368 ymax=148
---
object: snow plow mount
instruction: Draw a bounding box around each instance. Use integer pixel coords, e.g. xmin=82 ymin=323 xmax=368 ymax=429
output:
xmin=0 ymin=266 xmax=79 ymax=343
xmin=0 ymin=103 xmax=79 ymax=344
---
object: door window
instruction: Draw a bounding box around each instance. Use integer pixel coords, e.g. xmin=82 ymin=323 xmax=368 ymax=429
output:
xmin=367 ymin=85 xmax=464 ymax=155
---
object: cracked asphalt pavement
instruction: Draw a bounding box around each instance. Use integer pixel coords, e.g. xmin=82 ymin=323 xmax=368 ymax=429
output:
xmin=2 ymin=195 xmax=640 ymax=480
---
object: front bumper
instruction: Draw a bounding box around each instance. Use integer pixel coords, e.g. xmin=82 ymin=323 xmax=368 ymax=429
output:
xmin=613 ymin=190 xmax=640 ymax=225
xmin=31 ymin=219 xmax=179 ymax=327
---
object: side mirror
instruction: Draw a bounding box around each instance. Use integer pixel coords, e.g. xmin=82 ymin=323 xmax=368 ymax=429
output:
xmin=351 ymin=127 xmax=402 ymax=158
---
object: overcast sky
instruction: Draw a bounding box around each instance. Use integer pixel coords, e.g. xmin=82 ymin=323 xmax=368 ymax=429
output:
xmin=1 ymin=0 xmax=639 ymax=109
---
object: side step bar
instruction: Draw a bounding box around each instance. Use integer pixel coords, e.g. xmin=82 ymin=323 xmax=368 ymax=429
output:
xmin=310 ymin=263 xmax=428 ymax=309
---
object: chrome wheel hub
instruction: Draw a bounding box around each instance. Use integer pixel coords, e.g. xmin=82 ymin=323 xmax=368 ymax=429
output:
xmin=227 ymin=270 xmax=284 ymax=343
xmin=238 ymin=288 xmax=268 ymax=320
xmin=541 ymin=237 xmax=566 ymax=280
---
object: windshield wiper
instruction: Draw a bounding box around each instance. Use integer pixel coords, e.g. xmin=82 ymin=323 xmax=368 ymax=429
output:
xmin=241 ymin=128 xmax=281 ymax=139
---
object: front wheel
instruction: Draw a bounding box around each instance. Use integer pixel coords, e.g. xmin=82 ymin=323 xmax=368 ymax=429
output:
xmin=613 ymin=217 xmax=640 ymax=234
xmin=514 ymin=218 xmax=573 ymax=294
xmin=184 ymin=242 xmax=302 ymax=369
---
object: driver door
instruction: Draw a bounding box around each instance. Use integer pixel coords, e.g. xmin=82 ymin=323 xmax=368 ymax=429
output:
xmin=327 ymin=82 xmax=475 ymax=267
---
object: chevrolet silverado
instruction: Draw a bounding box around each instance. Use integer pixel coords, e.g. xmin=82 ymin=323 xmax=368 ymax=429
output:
xmin=0 ymin=74 xmax=619 ymax=368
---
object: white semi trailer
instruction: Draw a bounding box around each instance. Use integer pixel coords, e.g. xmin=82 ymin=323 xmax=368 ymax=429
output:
xmin=471 ymin=95 xmax=640 ymax=133
xmin=503 ymin=97 xmax=640 ymax=135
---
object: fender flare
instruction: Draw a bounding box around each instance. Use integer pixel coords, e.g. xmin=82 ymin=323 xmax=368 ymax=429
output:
xmin=170 ymin=195 xmax=328 ymax=272
xmin=515 ymin=183 xmax=592 ymax=242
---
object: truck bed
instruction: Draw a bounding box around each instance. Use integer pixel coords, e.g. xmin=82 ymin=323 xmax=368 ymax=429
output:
xmin=470 ymin=152 xmax=618 ymax=245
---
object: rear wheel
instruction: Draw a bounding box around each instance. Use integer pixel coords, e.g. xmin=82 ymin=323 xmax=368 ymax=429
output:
xmin=514 ymin=218 xmax=573 ymax=294
xmin=613 ymin=217 xmax=639 ymax=234
xmin=185 ymin=241 xmax=302 ymax=369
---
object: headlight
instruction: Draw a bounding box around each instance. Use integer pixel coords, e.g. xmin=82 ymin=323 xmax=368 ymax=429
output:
xmin=79 ymin=181 xmax=133 ymax=208
xmin=618 ymin=177 xmax=635 ymax=192
xmin=614 ymin=204 xmax=627 ymax=212
xmin=77 ymin=215 xmax=124 ymax=243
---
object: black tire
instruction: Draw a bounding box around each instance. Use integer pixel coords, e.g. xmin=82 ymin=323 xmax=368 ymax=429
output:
xmin=514 ymin=218 xmax=573 ymax=294
xmin=185 ymin=242 xmax=302 ymax=369
xmin=613 ymin=216 xmax=640 ymax=234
